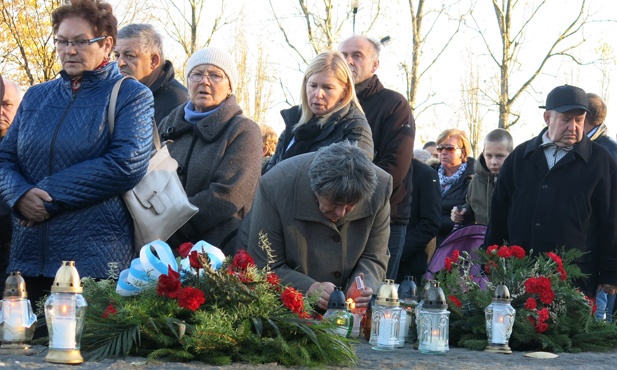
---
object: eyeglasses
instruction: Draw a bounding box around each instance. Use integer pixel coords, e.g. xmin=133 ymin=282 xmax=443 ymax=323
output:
xmin=188 ymin=72 xmax=226 ymax=83
xmin=54 ymin=36 xmax=107 ymax=49
xmin=436 ymin=145 xmax=460 ymax=153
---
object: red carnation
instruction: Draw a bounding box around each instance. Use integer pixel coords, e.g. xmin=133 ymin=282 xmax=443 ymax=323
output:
xmin=448 ymin=295 xmax=462 ymax=308
xmin=189 ymin=250 xmax=202 ymax=269
xmin=232 ymin=249 xmax=255 ymax=271
xmin=444 ymin=257 xmax=452 ymax=272
xmin=486 ymin=245 xmax=500 ymax=255
xmin=547 ymin=252 xmax=567 ymax=281
xmin=102 ymin=304 xmax=118 ymax=318
xmin=535 ymin=322 xmax=549 ymax=333
xmin=539 ymin=289 xmax=555 ymax=305
xmin=451 ymin=250 xmax=460 ymax=261
xmin=281 ymin=286 xmax=306 ymax=315
xmin=510 ymin=245 xmax=526 ymax=259
xmin=537 ymin=307 xmax=549 ymax=322
xmin=157 ymin=266 xmax=182 ymax=299
xmin=484 ymin=260 xmax=498 ymax=274
xmin=497 ymin=246 xmax=512 ymax=258
xmin=525 ymin=297 xmax=537 ymax=310
xmin=178 ymin=287 xmax=206 ymax=311
xmin=178 ymin=242 xmax=194 ymax=258
xmin=266 ymin=272 xmax=280 ymax=289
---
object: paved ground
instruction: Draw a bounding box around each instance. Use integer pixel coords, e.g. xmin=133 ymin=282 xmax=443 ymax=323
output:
xmin=0 ymin=341 xmax=615 ymax=369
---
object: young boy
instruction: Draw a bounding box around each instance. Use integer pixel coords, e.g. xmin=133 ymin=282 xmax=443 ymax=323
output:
xmin=451 ymin=128 xmax=513 ymax=225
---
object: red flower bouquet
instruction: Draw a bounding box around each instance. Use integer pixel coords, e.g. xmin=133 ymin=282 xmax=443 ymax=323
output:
xmin=433 ymin=244 xmax=614 ymax=352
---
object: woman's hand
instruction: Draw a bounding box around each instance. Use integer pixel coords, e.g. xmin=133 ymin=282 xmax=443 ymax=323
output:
xmin=346 ymin=272 xmax=374 ymax=309
xmin=17 ymin=188 xmax=52 ymax=226
xmin=307 ymin=281 xmax=336 ymax=310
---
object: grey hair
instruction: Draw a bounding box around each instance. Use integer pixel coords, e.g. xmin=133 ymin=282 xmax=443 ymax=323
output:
xmin=117 ymin=23 xmax=164 ymax=61
xmin=308 ymin=141 xmax=378 ymax=204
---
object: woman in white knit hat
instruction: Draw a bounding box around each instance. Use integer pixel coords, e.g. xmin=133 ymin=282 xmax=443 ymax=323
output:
xmin=158 ymin=47 xmax=262 ymax=254
xmin=262 ymin=50 xmax=374 ymax=174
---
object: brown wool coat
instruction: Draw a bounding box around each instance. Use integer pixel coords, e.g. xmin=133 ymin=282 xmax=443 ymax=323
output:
xmin=246 ymin=152 xmax=392 ymax=293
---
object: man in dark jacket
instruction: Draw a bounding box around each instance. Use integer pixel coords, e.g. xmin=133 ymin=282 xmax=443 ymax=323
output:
xmin=584 ymin=92 xmax=617 ymax=321
xmin=339 ymin=35 xmax=415 ymax=280
xmin=115 ymin=24 xmax=188 ymax=124
xmin=397 ymin=158 xmax=441 ymax=284
xmin=485 ymin=85 xmax=617 ymax=298
xmin=0 ymin=75 xmax=22 ymax=291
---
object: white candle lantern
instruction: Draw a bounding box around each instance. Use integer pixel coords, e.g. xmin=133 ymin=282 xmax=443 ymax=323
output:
xmin=417 ymin=281 xmax=449 ymax=354
xmin=397 ymin=276 xmax=418 ymax=346
xmin=0 ymin=272 xmax=37 ymax=353
xmin=323 ymin=287 xmax=353 ymax=337
xmin=485 ymin=283 xmax=516 ymax=354
xmin=369 ymin=279 xmax=401 ymax=351
xmin=44 ymin=261 xmax=88 ymax=364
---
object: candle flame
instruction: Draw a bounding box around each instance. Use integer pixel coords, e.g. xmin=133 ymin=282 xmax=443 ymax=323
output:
xmin=60 ymin=304 xmax=69 ymax=314
xmin=498 ymin=316 xmax=504 ymax=323
xmin=431 ymin=329 xmax=440 ymax=336
xmin=346 ymin=298 xmax=355 ymax=310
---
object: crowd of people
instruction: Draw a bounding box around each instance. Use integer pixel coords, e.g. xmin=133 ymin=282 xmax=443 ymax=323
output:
xmin=0 ymin=0 xmax=615 ymax=322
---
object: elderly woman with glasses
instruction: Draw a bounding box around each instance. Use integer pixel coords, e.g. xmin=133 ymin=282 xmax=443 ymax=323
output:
xmin=0 ymin=0 xmax=153 ymax=302
xmin=263 ymin=51 xmax=373 ymax=174
xmin=158 ymin=47 xmax=262 ymax=254
xmin=432 ymin=128 xmax=475 ymax=246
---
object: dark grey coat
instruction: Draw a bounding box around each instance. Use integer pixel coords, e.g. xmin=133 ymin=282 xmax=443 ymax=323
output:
xmin=159 ymin=96 xmax=262 ymax=253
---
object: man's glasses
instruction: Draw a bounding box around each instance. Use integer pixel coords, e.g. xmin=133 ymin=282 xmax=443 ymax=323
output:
xmin=436 ymin=145 xmax=460 ymax=153
xmin=54 ymin=36 xmax=107 ymax=49
xmin=188 ymin=72 xmax=226 ymax=83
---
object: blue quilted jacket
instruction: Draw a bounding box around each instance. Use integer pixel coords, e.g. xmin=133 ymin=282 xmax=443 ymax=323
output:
xmin=0 ymin=62 xmax=153 ymax=278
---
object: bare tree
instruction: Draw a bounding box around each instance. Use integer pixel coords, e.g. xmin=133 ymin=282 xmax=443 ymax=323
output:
xmin=156 ymin=0 xmax=234 ymax=60
xmin=472 ymin=0 xmax=589 ymax=129
xmin=459 ymin=55 xmax=484 ymax=157
xmin=233 ymin=22 xmax=273 ymax=124
xmin=0 ymin=0 xmax=61 ymax=85
xmin=268 ymin=0 xmax=382 ymax=68
xmin=401 ymin=0 xmax=465 ymax=119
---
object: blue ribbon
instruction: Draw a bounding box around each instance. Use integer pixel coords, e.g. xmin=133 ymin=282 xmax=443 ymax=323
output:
xmin=116 ymin=240 xmax=226 ymax=296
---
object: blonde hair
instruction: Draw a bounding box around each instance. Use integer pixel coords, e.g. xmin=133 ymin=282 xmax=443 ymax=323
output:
xmin=260 ymin=124 xmax=279 ymax=157
xmin=296 ymin=51 xmax=362 ymax=129
xmin=436 ymin=128 xmax=472 ymax=163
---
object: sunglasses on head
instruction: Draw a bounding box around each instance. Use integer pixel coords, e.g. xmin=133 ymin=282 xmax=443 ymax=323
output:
xmin=436 ymin=145 xmax=460 ymax=153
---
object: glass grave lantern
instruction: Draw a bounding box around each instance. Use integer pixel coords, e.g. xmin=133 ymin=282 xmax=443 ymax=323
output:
xmin=417 ymin=281 xmax=449 ymax=354
xmin=485 ymin=283 xmax=516 ymax=354
xmin=0 ymin=272 xmax=37 ymax=353
xmin=369 ymin=279 xmax=402 ymax=351
xmin=323 ymin=287 xmax=353 ymax=337
xmin=44 ymin=261 xmax=88 ymax=364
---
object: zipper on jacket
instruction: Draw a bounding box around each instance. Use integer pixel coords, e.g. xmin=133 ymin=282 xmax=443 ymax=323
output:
xmin=40 ymin=86 xmax=79 ymax=275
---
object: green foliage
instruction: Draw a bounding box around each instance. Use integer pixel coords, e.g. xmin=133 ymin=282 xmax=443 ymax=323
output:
xmin=434 ymin=246 xmax=617 ymax=352
xmin=79 ymin=251 xmax=357 ymax=366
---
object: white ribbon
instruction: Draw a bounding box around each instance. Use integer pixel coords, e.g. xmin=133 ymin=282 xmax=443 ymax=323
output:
xmin=116 ymin=240 xmax=225 ymax=296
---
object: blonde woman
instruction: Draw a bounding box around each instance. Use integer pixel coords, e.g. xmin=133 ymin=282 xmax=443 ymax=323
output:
xmin=264 ymin=51 xmax=373 ymax=173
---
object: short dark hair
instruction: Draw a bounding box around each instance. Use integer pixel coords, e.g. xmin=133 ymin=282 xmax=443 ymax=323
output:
xmin=423 ymin=141 xmax=436 ymax=149
xmin=484 ymin=128 xmax=514 ymax=152
xmin=586 ymin=93 xmax=607 ymax=128
xmin=309 ymin=141 xmax=377 ymax=205
xmin=52 ymin=0 xmax=118 ymax=46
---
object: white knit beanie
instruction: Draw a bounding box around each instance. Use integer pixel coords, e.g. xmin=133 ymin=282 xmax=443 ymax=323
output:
xmin=185 ymin=47 xmax=238 ymax=92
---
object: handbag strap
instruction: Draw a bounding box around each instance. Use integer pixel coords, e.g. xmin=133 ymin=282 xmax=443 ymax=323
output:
xmin=108 ymin=76 xmax=161 ymax=149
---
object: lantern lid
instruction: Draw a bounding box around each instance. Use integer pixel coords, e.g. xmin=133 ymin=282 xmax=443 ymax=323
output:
xmin=3 ymin=271 xmax=28 ymax=299
xmin=50 ymin=261 xmax=83 ymax=293
xmin=423 ymin=281 xmax=447 ymax=310
xmin=375 ymin=279 xmax=399 ymax=307
xmin=398 ymin=275 xmax=418 ymax=301
xmin=327 ymin=287 xmax=348 ymax=310
xmin=493 ymin=283 xmax=512 ymax=302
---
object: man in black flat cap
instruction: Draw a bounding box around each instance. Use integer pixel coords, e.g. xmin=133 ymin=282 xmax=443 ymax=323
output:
xmin=485 ymin=85 xmax=617 ymax=298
